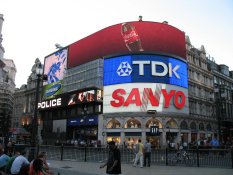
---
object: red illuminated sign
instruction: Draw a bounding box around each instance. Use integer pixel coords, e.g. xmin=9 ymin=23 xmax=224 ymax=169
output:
xmin=110 ymin=88 xmax=186 ymax=109
xmin=68 ymin=21 xmax=186 ymax=68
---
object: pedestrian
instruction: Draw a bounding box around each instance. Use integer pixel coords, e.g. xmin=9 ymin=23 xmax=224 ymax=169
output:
xmin=100 ymin=141 xmax=121 ymax=175
xmin=210 ymin=136 xmax=219 ymax=149
xmin=144 ymin=139 xmax=151 ymax=167
xmin=5 ymin=151 xmax=20 ymax=174
xmin=0 ymin=148 xmax=10 ymax=172
xmin=29 ymin=158 xmax=44 ymax=175
xmin=133 ymin=139 xmax=144 ymax=168
xmin=10 ymin=150 xmax=30 ymax=175
xmin=37 ymin=152 xmax=54 ymax=175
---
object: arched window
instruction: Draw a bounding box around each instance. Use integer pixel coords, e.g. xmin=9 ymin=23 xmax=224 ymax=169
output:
xmin=180 ymin=121 xmax=188 ymax=130
xmin=190 ymin=122 xmax=197 ymax=130
xmin=106 ymin=119 xmax=121 ymax=129
xmin=146 ymin=118 xmax=162 ymax=128
xmin=166 ymin=119 xmax=178 ymax=129
xmin=124 ymin=118 xmax=141 ymax=128
xmin=199 ymin=123 xmax=205 ymax=131
xmin=206 ymin=124 xmax=212 ymax=131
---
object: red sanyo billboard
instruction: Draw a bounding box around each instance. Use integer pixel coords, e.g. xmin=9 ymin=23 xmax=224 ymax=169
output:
xmin=68 ymin=21 xmax=186 ymax=68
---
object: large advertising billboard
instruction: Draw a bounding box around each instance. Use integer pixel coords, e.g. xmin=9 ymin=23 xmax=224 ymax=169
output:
xmin=68 ymin=21 xmax=186 ymax=68
xmin=38 ymin=88 xmax=102 ymax=110
xmin=104 ymin=54 xmax=188 ymax=88
xmin=103 ymin=53 xmax=189 ymax=114
xmin=42 ymin=48 xmax=68 ymax=99
xmin=103 ymin=83 xmax=189 ymax=114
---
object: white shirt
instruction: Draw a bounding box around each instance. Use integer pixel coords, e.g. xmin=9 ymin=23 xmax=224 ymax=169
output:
xmin=10 ymin=155 xmax=29 ymax=174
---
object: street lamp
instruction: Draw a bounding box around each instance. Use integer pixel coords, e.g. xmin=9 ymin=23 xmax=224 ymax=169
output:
xmin=28 ymin=63 xmax=43 ymax=161
xmin=215 ymin=85 xmax=224 ymax=143
xmin=81 ymin=105 xmax=89 ymax=145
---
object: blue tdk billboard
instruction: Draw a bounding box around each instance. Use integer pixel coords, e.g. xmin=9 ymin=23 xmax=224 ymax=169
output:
xmin=104 ymin=54 xmax=188 ymax=88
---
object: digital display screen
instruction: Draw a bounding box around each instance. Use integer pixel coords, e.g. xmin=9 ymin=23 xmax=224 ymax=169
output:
xmin=38 ymin=88 xmax=103 ymax=110
xmin=42 ymin=48 xmax=68 ymax=99
xmin=68 ymin=21 xmax=186 ymax=68
xmin=104 ymin=54 xmax=188 ymax=88
xmin=43 ymin=48 xmax=68 ymax=85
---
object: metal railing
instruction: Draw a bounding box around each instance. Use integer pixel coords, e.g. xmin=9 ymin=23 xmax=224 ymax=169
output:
xmin=13 ymin=144 xmax=233 ymax=169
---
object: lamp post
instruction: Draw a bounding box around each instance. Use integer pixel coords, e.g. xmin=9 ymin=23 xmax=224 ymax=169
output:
xmin=215 ymin=85 xmax=223 ymax=143
xmin=82 ymin=105 xmax=89 ymax=145
xmin=28 ymin=63 xmax=43 ymax=161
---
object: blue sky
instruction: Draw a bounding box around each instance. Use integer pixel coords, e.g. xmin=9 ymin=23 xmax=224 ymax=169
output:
xmin=0 ymin=0 xmax=233 ymax=88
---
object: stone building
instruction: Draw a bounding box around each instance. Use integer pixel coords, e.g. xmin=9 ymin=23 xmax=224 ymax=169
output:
xmin=0 ymin=14 xmax=16 ymax=143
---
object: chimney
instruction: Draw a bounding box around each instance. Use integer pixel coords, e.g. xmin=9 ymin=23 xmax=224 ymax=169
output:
xmin=139 ymin=15 xmax=142 ymax=22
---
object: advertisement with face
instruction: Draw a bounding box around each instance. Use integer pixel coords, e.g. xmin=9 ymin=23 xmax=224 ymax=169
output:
xmin=67 ymin=90 xmax=95 ymax=106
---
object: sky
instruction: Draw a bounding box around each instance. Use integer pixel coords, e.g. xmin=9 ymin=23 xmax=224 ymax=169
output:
xmin=0 ymin=0 xmax=233 ymax=88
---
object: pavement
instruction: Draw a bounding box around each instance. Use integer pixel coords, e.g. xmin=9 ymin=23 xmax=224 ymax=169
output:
xmin=48 ymin=160 xmax=233 ymax=175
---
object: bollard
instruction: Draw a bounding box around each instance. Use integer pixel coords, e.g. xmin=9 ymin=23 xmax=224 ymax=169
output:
xmin=231 ymin=148 xmax=233 ymax=169
xmin=196 ymin=147 xmax=200 ymax=167
xmin=60 ymin=144 xmax=64 ymax=161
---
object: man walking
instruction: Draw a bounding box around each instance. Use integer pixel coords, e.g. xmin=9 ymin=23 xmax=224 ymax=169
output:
xmin=133 ymin=139 xmax=144 ymax=168
xmin=144 ymin=139 xmax=151 ymax=167
xmin=100 ymin=141 xmax=121 ymax=174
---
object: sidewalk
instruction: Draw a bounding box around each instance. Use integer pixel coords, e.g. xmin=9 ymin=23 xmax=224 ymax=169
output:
xmin=48 ymin=160 xmax=233 ymax=175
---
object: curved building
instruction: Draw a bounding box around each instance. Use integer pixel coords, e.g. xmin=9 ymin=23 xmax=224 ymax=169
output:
xmin=39 ymin=21 xmax=220 ymax=147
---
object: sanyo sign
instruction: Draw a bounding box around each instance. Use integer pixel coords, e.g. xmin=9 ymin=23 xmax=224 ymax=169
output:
xmin=103 ymin=83 xmax=189 ymax=114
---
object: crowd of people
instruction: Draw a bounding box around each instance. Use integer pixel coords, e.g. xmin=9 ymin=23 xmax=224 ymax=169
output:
xmin=0 ymin=145 xmax=53 ymax=175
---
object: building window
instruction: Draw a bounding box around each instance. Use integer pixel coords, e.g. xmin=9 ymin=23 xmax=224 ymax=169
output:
xmin=146 ymin=118 xmax=162 ymax=128
xmin=180 ymin=120 xmax=188 ymax=130
xmin=206 ymin=124 xmax=212 ymax=131
xmin=190 ymin=122 xmax=197 ymax=130
xmin=106 ymin=119 xmax=121 ymax=129
xmin=199 ymin=123 xmax=205 ymax=131
xmin=166 ymin=119 xmax=178 ymax=129
xmin=124 ymin=118 xmax=141 ymax=128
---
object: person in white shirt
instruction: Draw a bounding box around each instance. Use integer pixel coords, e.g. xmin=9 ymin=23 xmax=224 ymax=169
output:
xmin=10 ymin=150 xmax=29 ymax=175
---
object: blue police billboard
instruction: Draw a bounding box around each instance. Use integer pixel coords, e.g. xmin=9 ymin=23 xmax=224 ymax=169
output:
xmin=104 ymin=54 xmax=188 ymax=88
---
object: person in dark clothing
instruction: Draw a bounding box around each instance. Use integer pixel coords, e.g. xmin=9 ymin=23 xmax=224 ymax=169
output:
xmin=144 ymin=139 xmax=151 ymax=167
xmin=100 ymin=141 xmax=121 ymax=175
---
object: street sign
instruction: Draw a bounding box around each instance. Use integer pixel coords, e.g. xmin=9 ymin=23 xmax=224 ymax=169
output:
xmin=150 ymin=126 xmax=159 ymax=136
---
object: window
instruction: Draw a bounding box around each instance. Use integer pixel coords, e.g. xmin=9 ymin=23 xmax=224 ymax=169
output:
xmin=180 ymin=121 xmax=188 ymax=130
xmin=190 ymin=122 xmax=197 ymax=130
xmin=206 ymin=124 xmax=212 ymax=131
xmin=199 ymin=123 xmax=205 ymax=131
xmin=107 ymin=119 xmax=121 ymax=129
xmin=124 ymin=118 xmax=141 ymax=128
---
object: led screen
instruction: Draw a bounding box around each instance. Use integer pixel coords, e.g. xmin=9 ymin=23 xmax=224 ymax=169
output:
xmin=42 ymin=48 xmax=68 ymax=99
xmin=38 ymin=88 xmax=102 ymax=110
xmin=103 ymin=83 xmax=189 ymax=114
xmin=68 ymin=21 xmax=186 ymax=68
xmin=43 ymin=48 xmax=68 ymax=85
xmin=104 ymin=54 xmax=188 ymax=88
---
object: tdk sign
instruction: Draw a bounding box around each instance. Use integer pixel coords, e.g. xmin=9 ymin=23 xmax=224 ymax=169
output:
xmin=132 ymin=61 xmax=180 ymax=78
xmin=104 ymin=54 xmax=188 ymax=88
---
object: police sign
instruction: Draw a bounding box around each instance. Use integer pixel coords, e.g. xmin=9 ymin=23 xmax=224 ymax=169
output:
xmin=150 ymin=126 xmax=159 ymax=136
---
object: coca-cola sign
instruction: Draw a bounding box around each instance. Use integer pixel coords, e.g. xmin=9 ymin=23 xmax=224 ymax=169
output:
xmin=68 ymin=21 xmax=186 ymax=68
